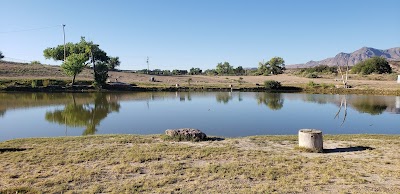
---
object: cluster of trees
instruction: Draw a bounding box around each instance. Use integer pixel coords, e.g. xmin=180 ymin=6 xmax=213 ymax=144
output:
xmin=204 ymin=62 xmax=246 ymax=76
xmin=134 ymin=58 xmax=286 ymax=77
xmin=136 ymin=69 xmax=188 ymax=75
xmin=296 ymin=65 xmax=338 ymax=78
xmin=43 ymin=37 xmax=120 ymax=85
xmin=0 ymin=51 xmax=4 ymax=60
xmin=257 ymin=57 xmax=286 ymax=75
xmin=351 ymin=57 xmax=392 ymax=75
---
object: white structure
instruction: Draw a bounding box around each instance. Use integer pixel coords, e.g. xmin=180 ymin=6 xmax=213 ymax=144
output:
xmin=397 ymin=75 xmax=400 ymax=83
xmin=298 ymin=129 xmax=323 ymax=152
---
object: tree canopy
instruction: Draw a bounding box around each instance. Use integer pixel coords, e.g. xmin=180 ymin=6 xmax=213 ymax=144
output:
xmin=216 ymin=62 xmax=234 ymax=75
xmin=61 ymin=53 xmax=87 ymax=85
xmin=0 ymin=51 xmax=4 ymax=59
xmin=351 ymin=57 xmax=392 ymax=75
xmin=189 ymin=67 xmax=202 ymax=75
xmin=44 ymin=37 xmax=109 ymax=63
xmin=258 ymin=57 xmax=286 ymax=75
xmin=107 ymin=57 xmax=120 ymax=70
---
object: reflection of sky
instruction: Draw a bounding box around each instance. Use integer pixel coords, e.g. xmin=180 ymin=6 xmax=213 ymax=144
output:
xmin=1 ymin=92 xmax=400 ymax=141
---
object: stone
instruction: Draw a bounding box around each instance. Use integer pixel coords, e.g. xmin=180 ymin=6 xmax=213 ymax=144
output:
xmin=165 ymin=128 xmax=207 ymax=141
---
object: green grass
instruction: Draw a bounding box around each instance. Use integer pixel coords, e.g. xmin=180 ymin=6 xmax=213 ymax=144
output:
xmin=1 ymin=134 xmax=400 ymax=193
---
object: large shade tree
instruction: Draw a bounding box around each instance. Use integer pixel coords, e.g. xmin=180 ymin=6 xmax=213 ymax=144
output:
xmin=257 ymin=57 xmax=286 ymax=75
xmin=44 ymin=37 xmax=117 ymax=85
xmin=0 ymin=51 xmax=4 ymax=59
xmin=216 ymin=62 xmax=234 ymax=75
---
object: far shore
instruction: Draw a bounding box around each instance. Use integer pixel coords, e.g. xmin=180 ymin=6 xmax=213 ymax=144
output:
xmin=1 ymin=134 xmax=400 ymax=193
xmin=1 ymin=62 xmax=400 ymax=95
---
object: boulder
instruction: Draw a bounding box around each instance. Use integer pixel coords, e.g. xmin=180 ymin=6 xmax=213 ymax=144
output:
xmin=165 ymin=128 xmax=207 ymax=141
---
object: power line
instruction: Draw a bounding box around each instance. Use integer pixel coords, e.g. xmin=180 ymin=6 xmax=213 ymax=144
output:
xmin=0 ymin=25 xmax=61 ymax=34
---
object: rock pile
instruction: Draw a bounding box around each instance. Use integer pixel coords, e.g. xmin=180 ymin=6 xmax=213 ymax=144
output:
xmin=165 ymin=128 xmax=207 ymax=141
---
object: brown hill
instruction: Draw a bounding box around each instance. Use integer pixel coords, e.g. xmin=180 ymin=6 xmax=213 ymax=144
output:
xmin=290 ymin=47 xmax=400 ymax=68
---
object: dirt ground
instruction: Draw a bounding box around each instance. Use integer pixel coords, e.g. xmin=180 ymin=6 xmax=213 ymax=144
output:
xmin=1 ymin=61 xmax=400 ymax=90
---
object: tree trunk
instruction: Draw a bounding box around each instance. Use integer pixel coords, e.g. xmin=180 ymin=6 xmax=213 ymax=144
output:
xmin=298 ymin=129 xmax=323 ymax=152
xmin=72 ymin=74 xmax=76 ymax=85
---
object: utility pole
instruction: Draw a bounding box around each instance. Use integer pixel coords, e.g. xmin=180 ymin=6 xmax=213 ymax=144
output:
xmin=62 ymin=24 xmax=66 ymax=61
xmin=147 ymin=56 xmax=149 ymax=74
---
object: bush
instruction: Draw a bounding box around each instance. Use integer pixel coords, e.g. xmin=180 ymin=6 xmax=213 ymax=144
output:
xmin=264 ymin=80 xmax=281 ymax=89
xmin=30 ymin=61 xmax=41 ymax=65
xmin=43 ymin=79 xmax=50 ymax=87
xmin=352 ymin=57 xmax=392 ymax=75
xmin=305 ymin=72 xmax=319 ymax=78
xmin=298 ymin=65 xmax=337 ymax=76
xmin=307 ymin=81 xmax=318 ymax=88
xmin=31 ymin=80 xmax=43 ymax=88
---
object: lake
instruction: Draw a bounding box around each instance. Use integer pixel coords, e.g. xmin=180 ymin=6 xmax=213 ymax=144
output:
xmin=1 ymin=92 xmax=399 ymax=141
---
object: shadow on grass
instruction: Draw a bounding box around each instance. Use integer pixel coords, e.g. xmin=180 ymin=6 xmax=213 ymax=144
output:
xmin=324 ymin=146 xmax=374 ymax=154
xmin=0 ymin=148 xmax=31 ymax=153
xmin=206 ymin=137 xmax=225 ymax=141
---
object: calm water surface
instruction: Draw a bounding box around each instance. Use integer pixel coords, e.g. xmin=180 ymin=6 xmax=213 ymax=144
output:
xmin=1 ymin=92 xmax=399 ymax=141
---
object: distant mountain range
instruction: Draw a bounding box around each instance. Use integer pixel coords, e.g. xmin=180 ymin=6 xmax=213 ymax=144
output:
xmin=289 ymin=47 xmax=400 ymax=68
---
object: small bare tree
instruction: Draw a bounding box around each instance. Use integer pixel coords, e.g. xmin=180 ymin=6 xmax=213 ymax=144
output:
xmin=336 ymin=60 xmax=350 ymax=88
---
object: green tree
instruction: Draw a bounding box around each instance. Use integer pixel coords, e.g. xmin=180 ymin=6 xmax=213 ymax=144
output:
xmin=352 ymin=57 xmax=392 ymax=75
xmin=0 ymin=51 xmax=4 ymax=60
xmin=44 ymin=37 xmax=117 ymax=83
xmin=235 ymin=66 xmax=245 ymax=75
xmin=204 ymin=69 xmax=217 ymax=76
xmin=44 ymin=37 xmax=109 ymax=62
xmin=189 ymin=67 xmax=202 ymax=75
xmin=94 ymin=61 xmax=109 ymax=87
xmin=216 ymin=62 xmax=234 ymax=75
xmin=61 ymin=53 xmax=87 ymax=85
xmin=107 ymin=57 xmax=120 ymax=70
xmin=268 ymin=57 xmax=285 ymax=75
xmin=257 ymin=61 xmax=269 ymax=75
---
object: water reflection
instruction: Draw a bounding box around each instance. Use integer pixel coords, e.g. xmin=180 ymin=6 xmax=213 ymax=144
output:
xmin=216 ymin=92 xmax=232 ymax=104
xmin=45 ymin=93 xmax=120 ymax=135
xmin=1 ymin=92 xmax=400 ymax=141
xmin=255 ymin=93 xmax=284 ymax=110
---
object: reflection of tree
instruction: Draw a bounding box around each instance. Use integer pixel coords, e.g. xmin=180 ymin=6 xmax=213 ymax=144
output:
xmin=45 ymin=93 xmax=120 ymax=135
xmin=256 ymin=93 xmax=284 ymax=110
xmin=216 ymin=92 xmax=232 ymax=104
xmin=351 ymin=99 xmax=387 ymax=115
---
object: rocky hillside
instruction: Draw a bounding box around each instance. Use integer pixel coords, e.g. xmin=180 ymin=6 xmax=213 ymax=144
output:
xmin=290 ymin=47 xmax=400 ymax=68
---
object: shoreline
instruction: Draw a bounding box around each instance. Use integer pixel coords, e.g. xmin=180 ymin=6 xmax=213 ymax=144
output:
xmin=2 ymin=84 xmax=400 ymax=96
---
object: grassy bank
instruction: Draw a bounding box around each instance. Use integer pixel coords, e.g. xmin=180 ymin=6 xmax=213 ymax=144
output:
xmin=2 ymin=78 xmax=400 ymax=96
xmin=1 ymin=134 xmax=400 ymax=193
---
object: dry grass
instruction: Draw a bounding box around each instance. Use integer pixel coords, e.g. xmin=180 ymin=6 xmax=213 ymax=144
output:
xmin=1 ymin=134 xmax=400 ymax=193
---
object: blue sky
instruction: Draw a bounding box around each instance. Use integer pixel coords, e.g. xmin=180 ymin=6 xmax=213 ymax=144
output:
xmin=1 ymin=0 xmax=399 ymax=70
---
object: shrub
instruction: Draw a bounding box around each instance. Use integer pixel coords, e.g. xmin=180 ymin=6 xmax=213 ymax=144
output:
xmin=352 ymin=57 xmax=392 ymax=75
xmin=307 ymin=81 xmax=319 ymax=88
xmin=305 ymin=72 xmax=318 ymax=78
xmin=31 ymin=80 xmax=43 ymax=88
xmin=43 ymin=79 xmax=50 ymax=87
xmin=30 ymin=61 xmax=41 ymax=65
xmin=264 ymin=80 xmax=281 ymax=89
